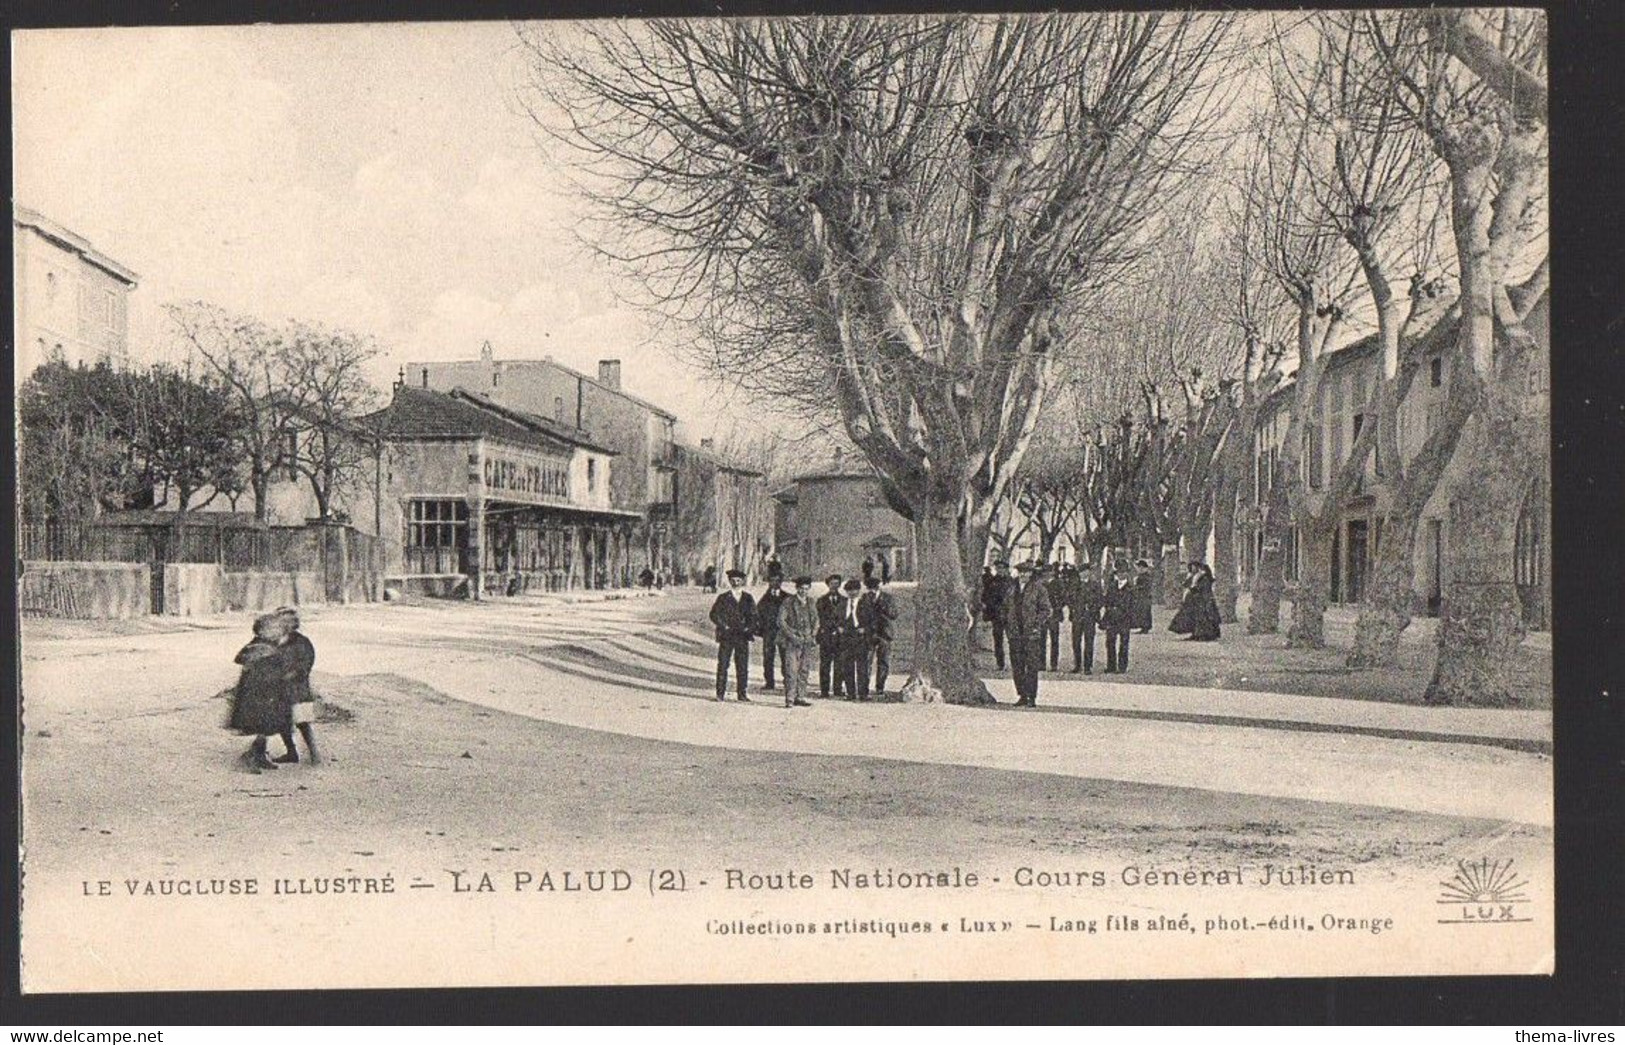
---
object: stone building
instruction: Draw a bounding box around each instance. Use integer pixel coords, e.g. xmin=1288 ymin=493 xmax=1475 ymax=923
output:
xmin=1243 ymin=294 xmax=1551 ymax=628
xmin=13 ymin=206 xmax=138 ymax=382
xmin=672 ymin=439 xmax=771 ymax=584
xmin=403 ymin=344 xmax=678 ymax=580
xmin=773 ymin=450 xmax=916 ymax=582
xmin=363 ymin=385 xmax=637 ymax=596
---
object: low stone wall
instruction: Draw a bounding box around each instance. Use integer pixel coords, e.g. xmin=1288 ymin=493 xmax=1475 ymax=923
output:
xmin=21 ymin=562 xmax=151 ymax=619
xmin=386 ymin=574 xmax=469 ymax=600
xmin=220 ymin=571 xmax=326 ymax=613
xmin=165 ymin=565 xmax=331 ymax=616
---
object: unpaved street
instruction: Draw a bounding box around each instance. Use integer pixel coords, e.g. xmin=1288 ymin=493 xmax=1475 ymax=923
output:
xmin=20 ymin=590 xmax=1553 ymax=989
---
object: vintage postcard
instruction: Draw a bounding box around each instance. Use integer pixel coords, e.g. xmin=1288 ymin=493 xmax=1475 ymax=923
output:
xmin=14 ymin=11 xmax=1552 ymax=991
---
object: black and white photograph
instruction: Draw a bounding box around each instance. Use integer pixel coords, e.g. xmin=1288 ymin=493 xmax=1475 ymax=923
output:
xmin=14 ymin=8 xmax=1555 ymax=991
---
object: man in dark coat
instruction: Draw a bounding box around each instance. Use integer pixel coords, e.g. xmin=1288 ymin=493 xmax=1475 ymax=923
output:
xmin=1000 ymin=561 xmax=1054 ymax=707
xmin=861 ymin=576 xmax=900 ymax=695
xmin=709 ymin=569 xmax=756 ymax=701
xmin=815 ymin=574 xmax=844 ymax=698
xmin=1067 ymin=562 xmax=1105 ymax=673
xmin=836 ymin=578 xmax=870 ymax=700
xmin=755 ymin=577 xmax=790 ymax=690
xmin=1132 ymin=559 xmax=1155 ymax=633
xmin=1102 ymin=564 xmax=1136 ymax=674
xmin=980 ymin=560 xmax=1014 ymax=669
xmin=1043 ymin=562 xmax=1078 ymax=671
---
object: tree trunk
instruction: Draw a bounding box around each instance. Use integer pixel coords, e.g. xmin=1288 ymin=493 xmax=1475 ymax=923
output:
xmin=1424 ymin=388 xmax=1542 ymax=706
xmin=1348 ymin=507 xmax=1420 ymax=669
xmin=909 ymin=493 xmax=994 ymax=706
xmin=1287 ymin=514 xmax=1333 ymax=649
xmin=1247 ymin=476 xmax=1290 ymax=634
xmin=1159 ymin=543 xmax=1181 ymax=607
xmin=1212 ymin=476 xmax=1239 ymax=623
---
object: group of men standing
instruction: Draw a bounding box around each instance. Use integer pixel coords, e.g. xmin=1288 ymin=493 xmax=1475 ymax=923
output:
xmin=708 ymin=569 xmax=898 ymax=707
xmin=979 ymin=558 xmax=1154 ymax=706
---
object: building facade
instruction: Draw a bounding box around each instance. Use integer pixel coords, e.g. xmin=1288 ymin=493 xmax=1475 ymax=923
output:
xmin=366 ymin=385 xmax=638 ymax=596
xmin=672 ymin=439 xmax=771 ymax=584
xmin=1242 ymin=295 xmax=1551 ymax=628
xmin=13 ymin=206 xmax=139 ymax=382
xmin=773 ymin=453 xmax=916 ymax=582
xmin=404 ymin=344 xmax=679 ymax=581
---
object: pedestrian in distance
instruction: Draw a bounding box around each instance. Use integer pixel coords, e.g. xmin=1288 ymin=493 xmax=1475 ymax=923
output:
xmin=1042 ymin=561 xmax=1073 ymax=671
xmin=1102 ymin=564 xmax=1137 ymax=674
xmin=862 ymin=575 xmax=899 ymax=696
xmin=1170 ymin=562 xmax=1200 ymax=636
xmin=1068 ymin=561 xmax=1105 ymax=673
xmin=815 ymin=574 xmax=845 ymax=698
xmin=273 ymin=607 xmax=320 ymax=765
xmin=1001 ymin=561 xmax=1054 ymax=707
xmin=1132 ymin=558 xmax=1156 ymax=634
xmin=702 ymin=564 xmax=718 ymax=593
xmin=981 ymin=560 xmax=1014 ymax=669
xmin=228 ymin=613 xmax=294 ymax=773
xmin=639 ymin=565 xmax=655 ymax=589
xmin=756 ymin=576 xmax=790 ymax=690
xmin=777 ymin=576 xmax=818 ymax=708
xmin=709 ymin=568 xmax=756 ymax=702
xmin=836 ymin=577 xmax=870 ymax=700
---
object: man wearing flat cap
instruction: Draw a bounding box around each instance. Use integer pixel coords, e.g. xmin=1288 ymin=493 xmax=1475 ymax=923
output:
xmin=776 ymin=576 xmax=818 ymax=708
xmin=1000 ymin=561 xmax=1053 ymax=707
xmin=709 ymin=568 xmax=756 ymax=701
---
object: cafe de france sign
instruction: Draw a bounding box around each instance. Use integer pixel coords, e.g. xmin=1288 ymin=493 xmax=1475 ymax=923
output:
xmin=480 ymin=444 xmax=573 ymax=507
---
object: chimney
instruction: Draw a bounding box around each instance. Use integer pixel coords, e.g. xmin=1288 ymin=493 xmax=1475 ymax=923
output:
xmin=598 ymin=359 xmax=622 ymax=391
xmin=480 ymin=340 xmax=494 ymax=363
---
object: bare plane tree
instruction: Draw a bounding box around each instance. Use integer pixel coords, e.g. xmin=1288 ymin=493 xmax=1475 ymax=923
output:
xmin=521 ymin=14 xmax=1235 ymax=703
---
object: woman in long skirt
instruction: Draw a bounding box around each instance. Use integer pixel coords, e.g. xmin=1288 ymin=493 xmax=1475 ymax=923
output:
xmin=1188 ymin=563 xmax=1222 ymax=642
xmin=228 ymin=613 xmax=293 ymax=772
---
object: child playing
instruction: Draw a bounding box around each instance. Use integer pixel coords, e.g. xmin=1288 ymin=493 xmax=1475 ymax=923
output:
xmin=273 ymin=607 xmax=320 ymax=765
xmin=229 ymin=613 xmax=293 ymax=772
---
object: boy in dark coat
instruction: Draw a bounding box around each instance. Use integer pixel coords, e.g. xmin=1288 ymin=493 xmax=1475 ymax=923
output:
xmin=981 ymin=560 xmax=1014 ymax=669
xmin=709 ymin=569 xmax=756 ymax=701
xmin=273 ymin=607 xmax=320 ymax=765
xmin=836 ymin=578 xmax=870 ymax=699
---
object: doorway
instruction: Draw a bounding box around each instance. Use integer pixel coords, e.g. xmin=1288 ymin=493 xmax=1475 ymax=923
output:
xmin=1346 ymin=519 xmax=1370 ymax=604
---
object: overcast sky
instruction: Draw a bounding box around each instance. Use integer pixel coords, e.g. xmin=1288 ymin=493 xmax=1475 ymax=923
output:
xmin=13 ymin=22 xmax=762 ymax=444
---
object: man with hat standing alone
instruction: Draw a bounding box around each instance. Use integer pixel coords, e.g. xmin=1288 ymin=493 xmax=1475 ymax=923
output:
xmin=1001 ymin=561 xmax=1054 ymax=707
xmin=777 ymin=577 xmax=818 ymax=708
xmin=709 ymin=568 xmax=756 ymax=701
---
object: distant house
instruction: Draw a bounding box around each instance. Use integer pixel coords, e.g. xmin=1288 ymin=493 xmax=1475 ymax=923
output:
xmin=13 ymin=206 xmax=139 ymax=382
xmin=1243 ymin=294 xmax=1551 ymax=628
xmin=672 ymin=439 xmax=771 ymax=584
xmin=773 ymin=450 xmax=916 ymax=582
xmin=403 ymin=344 xmax=678 ymax=585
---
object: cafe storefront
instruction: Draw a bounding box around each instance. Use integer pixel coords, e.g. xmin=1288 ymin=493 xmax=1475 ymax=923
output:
xmin=375 ymin=386 xmax=641 ymax=598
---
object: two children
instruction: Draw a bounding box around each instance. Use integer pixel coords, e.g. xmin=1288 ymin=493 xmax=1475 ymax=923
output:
xmin=227 ymin=607 xmax=319 ymax=773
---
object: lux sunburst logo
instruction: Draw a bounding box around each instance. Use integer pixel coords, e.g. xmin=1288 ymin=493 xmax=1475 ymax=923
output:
xmin=1436 ymin=858 xmax=1534 ymax=924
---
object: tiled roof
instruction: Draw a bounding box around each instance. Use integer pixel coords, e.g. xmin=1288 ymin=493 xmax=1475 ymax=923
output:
xmin=365 ymin=385 xmax=615 ymax=455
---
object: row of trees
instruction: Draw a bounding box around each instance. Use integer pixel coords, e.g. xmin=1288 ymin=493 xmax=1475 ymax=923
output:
xmin=19 ymin=303 xmax=382 ymax=529
xmin=528 ymin=9 xmax=1547 ymax=706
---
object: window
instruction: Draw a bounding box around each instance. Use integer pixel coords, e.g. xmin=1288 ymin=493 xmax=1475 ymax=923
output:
xmin=421 ymin=368 xmax=429 ymax=388
xmin=587 ymin=457 xmax=598 ymax=493
xmin=555 ymin=396 xmax=566 ymax=422
xmin=407 ymin=499 xmax=470 ymax=549
xmin=1429 ymin=357 xmax=1443 ymax=388
xmin=45 ymin=271 xmax=56 ymax=304
xmin=1306 ymin=420 xmax=1324 ymax=491
xmin=104 ymin=289 xmax=117 ymax=324
xmin=492 ymin=369 xmax=501 ymax=388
